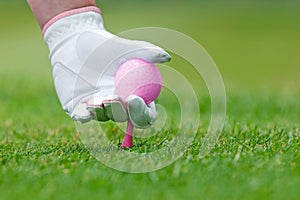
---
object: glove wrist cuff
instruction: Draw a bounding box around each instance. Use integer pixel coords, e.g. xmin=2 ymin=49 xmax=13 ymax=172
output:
xmin=42 ymin=6 xmax=101 ymax=35
xmin=43 ymin=6 xmax=102 ymax=50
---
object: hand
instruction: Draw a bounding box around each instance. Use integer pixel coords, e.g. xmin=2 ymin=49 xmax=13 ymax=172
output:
xmin=43 ymin=7 xmax=170 ymax=125
xmin=87 ymin=95 xmax=158 ymax=129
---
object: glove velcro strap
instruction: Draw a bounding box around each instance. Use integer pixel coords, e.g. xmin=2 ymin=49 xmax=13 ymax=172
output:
xmin=42 ymin=6 xmax=101 ymax=35
xmin=43 ymin=6 xmax=102 ymax=50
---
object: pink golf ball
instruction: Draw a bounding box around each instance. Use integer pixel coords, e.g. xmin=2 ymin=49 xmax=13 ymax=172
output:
xmin=115 ymin=58 xmax=162 ymax=104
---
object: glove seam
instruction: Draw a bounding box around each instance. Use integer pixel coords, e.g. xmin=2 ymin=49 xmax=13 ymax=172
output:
xmin=53 ymin=62 xmax=95 ymax=89
xmin=42 ymin=6 xmax=101 ymax=36
xmin=53 ymin=62 xmax=97 ymax=111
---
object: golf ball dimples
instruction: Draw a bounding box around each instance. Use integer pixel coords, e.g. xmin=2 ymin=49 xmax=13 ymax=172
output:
xmin=115 ymin=58 xmax=162 ymax=104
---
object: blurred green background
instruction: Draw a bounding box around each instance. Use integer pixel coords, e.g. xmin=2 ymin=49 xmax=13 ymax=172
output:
xmin=1 ymin=0 xmax=299 ymax=125
xmin=1 ymin=0 xmax=300 ymax=92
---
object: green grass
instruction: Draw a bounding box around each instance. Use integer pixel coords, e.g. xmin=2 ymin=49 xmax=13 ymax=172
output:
xmin=0 ymin=1 xmax=300 ymax=200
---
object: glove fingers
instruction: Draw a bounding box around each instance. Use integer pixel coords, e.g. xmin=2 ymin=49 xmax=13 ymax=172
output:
xmin=76 ymin=31 xmax=171 ymax=64
xmin=76 ymin=32 xmax=171 ymax=77
xmin=102 ymin=99 xmax=128 ymax=122
xmin=121 ymin=39 xmax=171 ymax=64
xmin=86 ymin=95 xmax=128 ymax=122
xmin=72 ymin=102 xmax=95 ymax=123
xmin=127 ymin=95 xmax=157 ymax=129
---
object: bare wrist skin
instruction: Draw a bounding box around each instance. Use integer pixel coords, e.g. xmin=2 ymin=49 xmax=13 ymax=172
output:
xmin=27 ymin=0 xmax=97 ymax=29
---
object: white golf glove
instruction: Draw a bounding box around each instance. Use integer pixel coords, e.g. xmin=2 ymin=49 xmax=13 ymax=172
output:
xmin=43 ymin=7 xmax=170 ymax=126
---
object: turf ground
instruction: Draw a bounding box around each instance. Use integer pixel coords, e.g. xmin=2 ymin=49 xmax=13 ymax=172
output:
xmin=0 ymin=1 xmax=299 ymax=199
